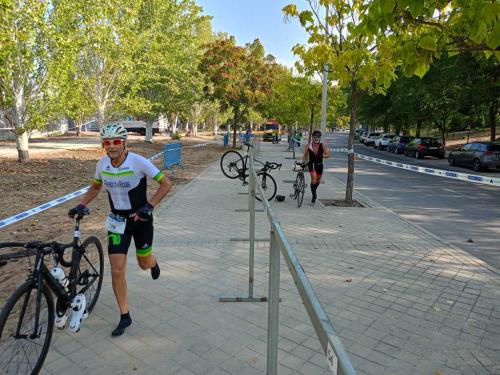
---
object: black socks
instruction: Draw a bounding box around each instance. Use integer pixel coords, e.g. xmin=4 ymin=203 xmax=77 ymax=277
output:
xmin=111 ymin=312 xmax=132 ymax=337
xmin=151 ymin=262 xmax=160 ymax=280
xmin=310 ymin=182 xmax=319 ymax=203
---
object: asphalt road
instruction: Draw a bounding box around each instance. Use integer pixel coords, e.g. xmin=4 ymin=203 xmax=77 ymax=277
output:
xmin=324 ymin=131 xmax=500 ymax=270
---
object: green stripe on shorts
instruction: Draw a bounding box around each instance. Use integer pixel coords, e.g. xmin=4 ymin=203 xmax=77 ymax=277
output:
xmin=136 ymin=245 xmax=152 ymax=257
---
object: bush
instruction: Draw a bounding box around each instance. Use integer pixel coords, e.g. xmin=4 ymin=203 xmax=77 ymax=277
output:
xmin=171 ymin=132 xmax=181 ymax=140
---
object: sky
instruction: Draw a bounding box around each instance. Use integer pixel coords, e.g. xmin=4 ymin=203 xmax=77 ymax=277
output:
xmin=195 ymin=0 xmax=309 ymax=68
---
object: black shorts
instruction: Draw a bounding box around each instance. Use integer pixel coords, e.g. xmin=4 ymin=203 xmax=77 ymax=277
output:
xmin=107 ymin=216 xmax=154 ymax=257
xmin=308 ymin=162 xmax=323 ymax=175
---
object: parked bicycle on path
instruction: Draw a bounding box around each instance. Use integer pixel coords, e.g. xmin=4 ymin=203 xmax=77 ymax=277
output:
xmin=290 ymin=161 xmax=307 ymax=208
xmin=0 ymin=209 xmax=104 ymax=375
xmin=220 ymin=142 xmax=282 ymax=201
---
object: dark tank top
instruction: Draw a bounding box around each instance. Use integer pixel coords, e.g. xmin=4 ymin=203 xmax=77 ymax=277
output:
xmin=308 ymin=143 xmax=324 ymax=164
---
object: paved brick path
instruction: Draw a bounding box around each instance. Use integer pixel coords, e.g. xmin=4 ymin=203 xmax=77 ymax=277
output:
xmin=44 ymin=142 xmax=500 ymax=375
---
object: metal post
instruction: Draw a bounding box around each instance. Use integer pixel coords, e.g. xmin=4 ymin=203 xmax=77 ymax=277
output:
xmin=219 ymin=142 xmax=267 ymax=304
xmin=320 ymin=63 xmax=328 ymax=135
xmin=267 ymin=227 xmax=280 ymax=375
xmin=321 ymin=5 xmax=329 ymax=136
xmin=248 ymin=146 xmax=256 ymax=299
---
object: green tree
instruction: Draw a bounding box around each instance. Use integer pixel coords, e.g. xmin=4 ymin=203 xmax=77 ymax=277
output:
xmin=200 ymin=36 xmax=275 ymax=147
xmin=359 ymin=0 xmax=500 ymax=77
xmin=284 ymin=0 xmax=397 ymax=204
xmin=0 ymin=0 xmax=54 ymax=162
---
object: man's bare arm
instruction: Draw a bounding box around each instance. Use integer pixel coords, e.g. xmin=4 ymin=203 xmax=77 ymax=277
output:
xmin=149 ymin=175 xmax=172 ymax=208
xmin=81 ymin=181 xmax=102 ymax=206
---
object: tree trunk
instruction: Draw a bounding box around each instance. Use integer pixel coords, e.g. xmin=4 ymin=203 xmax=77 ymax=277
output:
xmin=212 ymin=114 xmax=218 ymax=136
xmin=490 ymin=100 xmax=498 ymax=141
xmin=193 ymin=122 xmax=198 ymax=137
xmin=172 ymin=113 xmax=178 ymax=134
xmin=97 ymin=103 xmax=106 ymax=128
xmin=16 ymin=132 xmax=29 ymax=163
xmin=415 ymin=119 xmax=422 ymax=137
xmin=308 ymin=104 xmax=315 ymax=144
xmin=345 ymin=81 xmax=358 ymax=205
xmin=145 ymin=122 xmax=153 ymax=143
xmin=13 ymin=83 xmax=29 ymax=163
xmin=76 ymin=118 xmax=82 ymax=137
xmin=232 ymin=107 xmax=239 ymax=148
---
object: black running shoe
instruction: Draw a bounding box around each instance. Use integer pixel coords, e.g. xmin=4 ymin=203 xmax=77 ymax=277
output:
xmin=151 ymin=262 xmax=160 ymax=280
xmin=112 ymin=313 xmax=132 ymax=337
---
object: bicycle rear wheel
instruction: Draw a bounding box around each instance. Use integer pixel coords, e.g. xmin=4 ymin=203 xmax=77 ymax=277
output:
xmin=297 ymin=174 xmax=305 ymax=208
xmin=0 ymin=280 xmax=54 ymax=375
xmin=255 ymin=172 xmax=277 ymax=202
xmin=76 ymin=236 xmax=104 ymax=313
xmin=220 ymin=150 xmax=244 ymax=179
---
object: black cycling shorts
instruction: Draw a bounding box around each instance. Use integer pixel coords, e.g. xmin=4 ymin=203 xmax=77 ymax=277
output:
xmin=308 ymin=162 xmax=324 ymax=175
xmin=107 ymin=216 xmax=154 ymax=257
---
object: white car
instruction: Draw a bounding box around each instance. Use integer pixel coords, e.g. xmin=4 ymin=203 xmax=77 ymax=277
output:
xmin=365 ymin=132 xmax=381 ymax=146
xmin=359 ymin=131 xmax=369 ymax=143
xmin=374 ymin=134 xmax=396 ymax=150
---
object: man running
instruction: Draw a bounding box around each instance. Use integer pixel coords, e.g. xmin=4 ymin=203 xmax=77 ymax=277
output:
xmin=302 ymin=130 xmax=330 ymax=205
xmin=69 ymin=123 xmax=171 ymax=336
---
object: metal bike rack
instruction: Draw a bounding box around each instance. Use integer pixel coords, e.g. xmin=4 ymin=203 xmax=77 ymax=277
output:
xmin=219 ymin=139 xmax=268 ymax=303
xmin=249 ymin=147 xmax=357 ymax=375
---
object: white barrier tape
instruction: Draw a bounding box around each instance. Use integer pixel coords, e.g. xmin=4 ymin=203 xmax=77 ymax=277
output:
xmin=0 ymin=186 xmax=90 ymax=229
xmin=355 ymin=153 xmax=500 ymax=187
xmin=0 ymin=142 xmax=212 ymax=230
xmin=163 ymin=142 xmax=210 ymax=152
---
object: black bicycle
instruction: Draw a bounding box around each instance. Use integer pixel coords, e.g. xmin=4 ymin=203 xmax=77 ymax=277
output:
xmin=291 ymin=161 xmax=307 ymax=208
xmin=220 ymin=142 xmax=265 ymax=179
xmin=220 ymin=143 xmax=281 ymax=202
xmin=0 ymin=209 xmax=104 ymax=375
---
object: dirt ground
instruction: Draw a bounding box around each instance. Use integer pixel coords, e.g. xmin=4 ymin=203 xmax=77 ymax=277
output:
xmin=0 ymin=137 xmax=225 ymax=305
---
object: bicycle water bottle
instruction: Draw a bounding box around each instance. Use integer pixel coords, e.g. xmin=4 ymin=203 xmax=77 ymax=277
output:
xmin=51 ymin=267 xmax=69 ymax=292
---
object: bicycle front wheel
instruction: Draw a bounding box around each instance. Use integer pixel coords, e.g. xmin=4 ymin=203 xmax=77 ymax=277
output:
xmin=220 ymin=150 xmax=244 ymax=179
xmin=255 ymin=172 xmax=277 ymax=202
xmin=77 ymin=236 xmax=104 ymax=313
xmin=297 ymin=173 xmax=305 ymax=208
xmin=0 ymin=280 xmax=54 ymax=375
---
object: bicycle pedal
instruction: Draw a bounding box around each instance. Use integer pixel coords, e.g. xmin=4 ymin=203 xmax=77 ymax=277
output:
xmin=68 ymin=294 xmax=86 ymax=333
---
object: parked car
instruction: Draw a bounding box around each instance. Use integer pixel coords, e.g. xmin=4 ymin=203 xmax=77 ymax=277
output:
xmin=359 ymin=131 xmax=368 ymax=143
xmin=374 ymin=134 xmax=396 ymax=150
xmin=405 ymin=137 xmax=445 ymax=159
xmin=448 ymin=142 xmax=500 ymax=172
xmin=387 ymin=136 xmax=414 ymax=154
xmin=364 ymin=132 xmax=381 ymax=146
xmin=355 ymin=129 xmax=364 ymax=140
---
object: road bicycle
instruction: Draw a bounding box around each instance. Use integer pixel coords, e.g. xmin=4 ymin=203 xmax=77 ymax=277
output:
xmin=220 ymin=143 xmax=282 ymax=201
xmin=0 ymin=209 xmax=104 ymax=375
xmin=290 ymin=161 xmax=307 ymax=208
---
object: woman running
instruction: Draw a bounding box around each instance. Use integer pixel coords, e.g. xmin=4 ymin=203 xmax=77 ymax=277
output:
xmin=302 ymin=130 xmax=330 ymax=205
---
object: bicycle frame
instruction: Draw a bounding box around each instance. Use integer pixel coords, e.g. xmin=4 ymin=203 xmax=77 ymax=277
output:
xmin=10 ymin=218 xmax=90 ymax=340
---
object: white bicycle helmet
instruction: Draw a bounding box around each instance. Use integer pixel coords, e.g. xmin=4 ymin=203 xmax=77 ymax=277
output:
xmin=100 ymin=123 xmax=128 ymax=140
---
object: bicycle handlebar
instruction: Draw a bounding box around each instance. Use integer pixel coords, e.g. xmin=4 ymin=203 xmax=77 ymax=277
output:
xmin=293 ymin=161 xmax=308 ymax=171
xmin=264 ymin=162 xmax=282 ymax=171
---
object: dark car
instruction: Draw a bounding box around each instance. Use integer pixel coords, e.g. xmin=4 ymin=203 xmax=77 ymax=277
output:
xmin=448 ymin=142 xmax=500 ymax=172
xmin=405 ymin=137 xmax=445 ymax=159
xmin=387 ymin=136 xmax=414 ymax=154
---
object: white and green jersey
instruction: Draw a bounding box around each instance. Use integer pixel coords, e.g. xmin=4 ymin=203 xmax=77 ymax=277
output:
xmin=93 ymin=152 xmax=164 ymax=215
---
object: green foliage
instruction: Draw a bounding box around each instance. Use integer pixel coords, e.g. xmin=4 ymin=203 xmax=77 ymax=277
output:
xmin=171 ymin=132 xmax=182 ymax=140
xmin=200 ymin=36 xmax=276 ymax=128
xmin=359 ymin=0 xmax=500 ymax=77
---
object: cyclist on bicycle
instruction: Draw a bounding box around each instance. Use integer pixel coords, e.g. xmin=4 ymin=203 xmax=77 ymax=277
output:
xmin=68 ymin=123 xmax=171 ymax=336
xmin=302 ymin=130 xmax=330 ymax=205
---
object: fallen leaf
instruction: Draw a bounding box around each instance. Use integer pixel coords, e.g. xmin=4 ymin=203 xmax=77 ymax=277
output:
xmin=432 ymin=304 xmax=441 ymax=312
xmin=344 ymin=278 xmax=352 ymax=283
